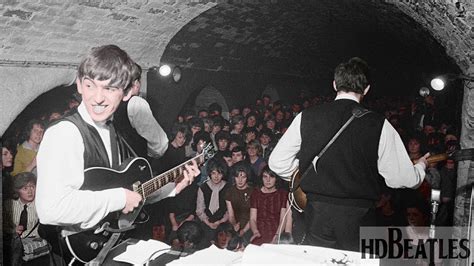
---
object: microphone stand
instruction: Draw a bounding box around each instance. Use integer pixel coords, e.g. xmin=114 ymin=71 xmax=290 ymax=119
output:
xmin=429 ymin=189 xmax=440 ymax=266
xmin=429 ymin=189 xmax=440 ymax=239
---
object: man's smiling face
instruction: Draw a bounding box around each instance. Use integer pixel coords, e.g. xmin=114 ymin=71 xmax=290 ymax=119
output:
xmin=77 ymin=77 xmax=131 ymax=123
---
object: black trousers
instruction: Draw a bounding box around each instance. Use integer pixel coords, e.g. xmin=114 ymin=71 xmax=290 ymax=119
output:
xmin=303 ymin=200 xmax=375 ymax=252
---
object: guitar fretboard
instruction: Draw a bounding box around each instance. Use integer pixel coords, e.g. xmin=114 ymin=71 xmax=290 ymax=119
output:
xmin=137 ymin=154 xmax=205 ymax=198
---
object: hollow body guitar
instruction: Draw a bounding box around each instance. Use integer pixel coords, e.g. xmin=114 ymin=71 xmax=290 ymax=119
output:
xmin=289 ymin=153 xmax=450 ymax=212
xmin=53 ymin=144 xmax=214 ymax=264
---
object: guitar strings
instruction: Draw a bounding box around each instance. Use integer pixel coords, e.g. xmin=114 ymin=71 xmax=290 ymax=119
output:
xmin=138 ymin=155 xmax=205 ymax=196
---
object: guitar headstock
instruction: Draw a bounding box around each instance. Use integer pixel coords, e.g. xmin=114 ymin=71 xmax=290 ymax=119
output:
xmin=202 ymin=142 xmax=216 ymax=160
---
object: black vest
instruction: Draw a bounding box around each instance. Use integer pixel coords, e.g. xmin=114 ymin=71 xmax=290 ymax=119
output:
xmin=114 ymin=97 xmax=148 ymax=158
xmin=55 ymin=111 xmax=132 ymax=169
xmin=299 ymin=99 xmax=385 ymax=207
xmin=200 ymin=182 xmax=229 ymax=222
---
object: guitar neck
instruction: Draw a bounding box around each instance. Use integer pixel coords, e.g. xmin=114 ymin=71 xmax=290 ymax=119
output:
xmin=412 ymin=153 xmax=448 ymax=165
xmin=137 ymin=154 xmax=205 ymax=198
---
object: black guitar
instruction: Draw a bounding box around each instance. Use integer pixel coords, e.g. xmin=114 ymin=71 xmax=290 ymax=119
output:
xmin=55 ymin=144 xmax=214 ymax=264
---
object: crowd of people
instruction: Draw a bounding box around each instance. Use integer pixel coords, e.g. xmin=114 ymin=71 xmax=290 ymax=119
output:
xmin=1 ymin=47 xmax=461 ymax=265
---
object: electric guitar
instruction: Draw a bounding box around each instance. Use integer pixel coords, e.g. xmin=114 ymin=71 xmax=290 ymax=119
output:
xmin=55 ymin=144 xmax=214 ymax=264
xmin=289 ymin=152 xmax=451 ymax=213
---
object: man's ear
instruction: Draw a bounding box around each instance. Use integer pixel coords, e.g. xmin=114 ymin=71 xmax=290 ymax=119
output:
xmin=363 ymin=85 xmax=370 ymax=96
xmin=76 ymin=78 xmax=83 ymax=95
xmin=122 ymin=88 xmax=133 ymax=102
xmin=333 ymin=80 xmax=338 ymax=92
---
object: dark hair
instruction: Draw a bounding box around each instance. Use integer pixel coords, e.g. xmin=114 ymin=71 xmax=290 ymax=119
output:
xmin=259 ymin=128 xmax=274 ymax=140
xmin=231 ymin=146 xmax=245 ymax=155
xmin=214 ymin=222 xmax=236 ymax=242
xmin=191 ymin=131 xmax=211 ymax=151
xmin=130 ymin=62 xmax=142 ymax=82
xmin=242 ymin=127 xmax=258 ymax=136
xmin=177 ymin=221 xmax=203 ymax=247
xmin=334 ymin=57 xmax=371 ymax=94
xmin=77 ymin=44 xmax=134 ymax=93
xmin=169 ymin=123 xmax=189 ymax=141
xmin=405 ymin=132 xmax=428 ymax=154
xmin=12 ymin=172 xmax=36 ymax=199
xmin=259 ymin=165 xmax=283 ymax=188
xmin=230 ymin=161 xmax=252 ymax=179
xmin=22 ymin=119 xmax=45 ymax=143
xmin=404 ymin=194 xmax=430 ymax=220
xmin=212 ymin=116 xmax=225 ymax=128
xmin=262 ymin=94 xmax=271 ymax=100
xmin=227 ymin=235 xmax=245 ymax=251
xmin=188 ymin=117 xmax=204 ymax=131
xmin=215 ymin=131 xmax=231 ymax=142
xmin=208 ymin=102 xmax=222 ymax=114
xmin=229 ymin=135 xmax=245 ymax=148
xmin=206 ymin=158 xmax=227 ymax=175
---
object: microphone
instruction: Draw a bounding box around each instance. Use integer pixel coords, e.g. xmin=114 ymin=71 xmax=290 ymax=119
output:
xmin=429 ymin=189 xmax=440 ymax=239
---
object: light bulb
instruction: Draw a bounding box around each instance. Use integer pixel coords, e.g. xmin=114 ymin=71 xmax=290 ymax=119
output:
xmin=159 ymin=65 xmax=171 ymax=76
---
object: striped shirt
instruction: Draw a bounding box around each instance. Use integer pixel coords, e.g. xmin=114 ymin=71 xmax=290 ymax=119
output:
xmin=4 ymin=199 xmax=39 ymax=237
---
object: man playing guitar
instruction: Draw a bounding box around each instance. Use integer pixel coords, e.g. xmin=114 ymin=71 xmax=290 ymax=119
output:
xmin=269 ymin=57 xmax=429 ymax=251
xmin=36 ymin=45 xmax=200 ymax=263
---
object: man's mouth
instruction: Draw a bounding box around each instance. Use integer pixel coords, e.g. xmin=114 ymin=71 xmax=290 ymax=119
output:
xmin=93 ymin=105 xmax=107 ymax=114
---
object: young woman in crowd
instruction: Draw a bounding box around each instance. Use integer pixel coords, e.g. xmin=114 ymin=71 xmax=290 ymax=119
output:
xmin=249 ymin=166 xmax=289 ymax=245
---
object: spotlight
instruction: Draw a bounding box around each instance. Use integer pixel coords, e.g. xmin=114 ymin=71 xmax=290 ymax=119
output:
xmin=419 ymin=87 xmax=430 ymax=97
xmin=430 ymin=78 xmax=445 ymax=91
xmin=430 ymin=74 xmax=474 ymax=91
xmin=159 ymin=65 xmax=172 ymax=76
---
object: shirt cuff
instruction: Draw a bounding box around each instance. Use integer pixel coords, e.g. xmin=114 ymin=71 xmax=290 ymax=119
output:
xmin=109 ymin=188 xmax=127 ymax=212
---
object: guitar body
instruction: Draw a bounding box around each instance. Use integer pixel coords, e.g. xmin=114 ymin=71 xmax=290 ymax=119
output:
xmin=67 ymin=157 xmax=153 ymax=263
xmin=289 ymin=153 xmax=450 ymax=214
xmin=42 ymin=143 xmax=215 ymax=264
xmin=290 ymin=169 xmax=307 ymax=212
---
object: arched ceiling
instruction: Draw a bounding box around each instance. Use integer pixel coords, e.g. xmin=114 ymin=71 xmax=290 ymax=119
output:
xmin=0 ymin=0 xmax=470 ymax=135
xmin=161 ymin=0 xmax=460 ymax=97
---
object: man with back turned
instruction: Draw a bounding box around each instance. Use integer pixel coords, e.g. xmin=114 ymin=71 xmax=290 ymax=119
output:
xmin=269 ymin=57 xmax=429 ymax=251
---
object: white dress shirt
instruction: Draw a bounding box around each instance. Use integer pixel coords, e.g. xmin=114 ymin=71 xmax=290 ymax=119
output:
xmin=127 ymin=96 xmax=168 ymax=158
xmin=269 ymin=93 xmax=426 ymax=188
xmin=36 ymin=102 xmax=174 ymax=230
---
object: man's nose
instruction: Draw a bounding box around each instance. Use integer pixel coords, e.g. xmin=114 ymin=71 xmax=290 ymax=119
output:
xmin=94 ymin=88 xmax=105 ymax=103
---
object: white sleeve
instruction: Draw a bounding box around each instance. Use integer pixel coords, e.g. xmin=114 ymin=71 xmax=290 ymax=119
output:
xmin=268 ymin=113 xmax=301 ymax=181
xmin=378 ymin=120 xmax=426 ymax=188
xmin=127 ymin=96 xmax=169 ymax=158
xmin=36 ymin=121 xmax=126 ymax=229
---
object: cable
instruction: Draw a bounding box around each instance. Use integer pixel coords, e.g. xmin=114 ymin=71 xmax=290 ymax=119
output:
xmin=276 ymin=205 xmax=292 ymax=244
xmin=144 ymin=248 xmax=171 ymax=266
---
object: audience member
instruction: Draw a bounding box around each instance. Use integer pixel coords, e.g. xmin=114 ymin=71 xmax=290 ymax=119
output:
xmin=249 ymin=166 xmax=289 ymax=245
xmin=259 ymin=128 xmax=275 ymax=162
xmin=231 ymin=146 xmax=246 ymax=166
xmin=4 ymin=172 xmax=40 ymax=238
xmin=12 ymin=119 xmax=45 ymax=176
xmin=196 ymin=158 xmax=230 ymax=247
xmin=225 ymin=162 xmax=254 ymax=245
xmin=2 ymin=144 xmax=15 ymax=199
xmin=246 ymin=140 xmax=267 ymax=179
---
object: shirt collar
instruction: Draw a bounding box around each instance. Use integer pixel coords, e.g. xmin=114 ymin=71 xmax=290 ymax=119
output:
xmin=207 ymin=180 xmax=226 ymax=190
xmin=335 ymin=92 xmax=360 ymax=103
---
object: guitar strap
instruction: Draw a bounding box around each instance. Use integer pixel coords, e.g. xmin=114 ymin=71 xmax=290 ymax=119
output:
xmin=291 ymin=106 xmax=371 ymax=192
xmin=86 ymin=232 xmax=122 ymax=266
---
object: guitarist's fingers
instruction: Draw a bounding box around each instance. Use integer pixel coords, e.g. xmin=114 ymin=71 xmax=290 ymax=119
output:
xmin=417 ymin=152 xmax=431 ymax=169
xmin=185 ymin=161 xmax=201 ymax=178
xmin=122 ymin=189 xmax=142 ymax=214
xmin=183 ymin=166 xmax=195 ymax=185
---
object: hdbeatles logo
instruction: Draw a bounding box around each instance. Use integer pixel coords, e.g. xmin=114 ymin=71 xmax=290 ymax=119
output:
xmin=360 ymin=227 xmax=470 ymax=263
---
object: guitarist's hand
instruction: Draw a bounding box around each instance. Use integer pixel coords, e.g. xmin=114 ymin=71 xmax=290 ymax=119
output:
xmin=122 ymin=189 xmax=142 ymax=214
xmin=176 ymin=160 xmax=200 ymax=194
xmin=417 ymin=152 xmax=430 ymax=169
